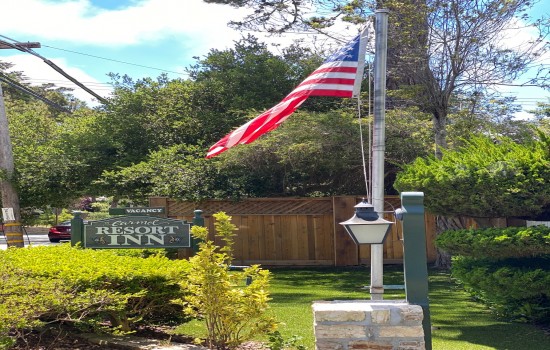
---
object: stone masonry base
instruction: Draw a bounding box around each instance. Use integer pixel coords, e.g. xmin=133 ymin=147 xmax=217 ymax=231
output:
xmin=313 ymin=300 xmax=425 ymax=350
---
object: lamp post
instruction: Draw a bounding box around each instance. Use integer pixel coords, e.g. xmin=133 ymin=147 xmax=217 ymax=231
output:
xmin=340 ymin=194 xmax=432 ymax=350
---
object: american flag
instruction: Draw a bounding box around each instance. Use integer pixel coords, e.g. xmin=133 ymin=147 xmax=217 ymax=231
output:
xmin=206 ymin=29 xmax=368 ymax=158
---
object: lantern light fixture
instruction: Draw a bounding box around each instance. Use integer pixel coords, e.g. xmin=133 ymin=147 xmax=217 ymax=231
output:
xmin=339 ymin=199 xmax=393 ymax=244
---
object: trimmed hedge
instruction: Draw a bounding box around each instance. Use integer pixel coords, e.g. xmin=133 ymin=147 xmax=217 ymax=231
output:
xmin=452 ymin=256 xmax=550 ymax=324
xmin=437 ymin=226 xmax=550 ymax=324
xmin=435 ymin=225 xmax=550 ymax=259
xmin=394 ymin=136 xmax=550 ymax=218
xmin=0 ymin=244 xmax=191 ymax=346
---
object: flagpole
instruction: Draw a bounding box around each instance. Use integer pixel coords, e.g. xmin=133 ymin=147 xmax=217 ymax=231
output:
xmin=371 ymin=8 xmax=389 ymax=301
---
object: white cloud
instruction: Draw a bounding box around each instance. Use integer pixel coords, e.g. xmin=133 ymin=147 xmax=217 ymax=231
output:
xmin=1 ymin=0 xmax=246 ymax=49
xmin=1 ymin=0 xmax=361 ymax=53
xmin=0 ymin=0 xmax=367 ymax=106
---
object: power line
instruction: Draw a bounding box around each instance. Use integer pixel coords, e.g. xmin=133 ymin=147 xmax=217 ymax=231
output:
xmin=0 ymin=73 xmax=71 ymax=113
xmin=22 ymin=78 xmax=113 ymax=90
xmin=42 ymin=44 xmax=189 ymax=77
xmin=0 ymin=36 xmax=108 ymax=104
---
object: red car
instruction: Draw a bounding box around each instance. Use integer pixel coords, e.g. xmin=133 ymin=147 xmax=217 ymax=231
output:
xmin=48 ymin=221 xmax=72 ymax=243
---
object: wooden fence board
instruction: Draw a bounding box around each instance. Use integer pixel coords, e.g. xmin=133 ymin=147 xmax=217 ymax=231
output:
xmin=229 ymin=215 xmax=242 ymax=263
xmin=274 ymin=216 xmax=283 ymax=261
xmin=323 ymin=215 xmax=335 ymax=261
xmin=333 ymin=196 xmax=359 ymax=266
xmin=263 ymin=215 xmax=276 ymax=261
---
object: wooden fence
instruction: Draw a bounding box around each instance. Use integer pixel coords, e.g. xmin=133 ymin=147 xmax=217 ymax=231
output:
xmin=149 ymin=196 xmax=438 ymax=266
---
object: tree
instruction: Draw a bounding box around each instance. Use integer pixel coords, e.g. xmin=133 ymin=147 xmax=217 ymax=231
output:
xmin=189 ymin=35 xmax=299 ymax=111
xmin=385 ymin=0 xmax=547 ymax=158
xmin=1 ymin=63 xmax=104 ymax=214
xmin=531 ymin=100 xmax=550 ymax=134
xmin=206 ymin=0 xmax=549 ymax=158
xmin=445 ymin=92 xmax=537 ymax=146
xmin=187 ymin=35 xmax=346 ymax=137
xmin=218 ymin=110 xmax=368 ymax=197
xmin=95 ymin=36 xmax=371 ymax=202
xmin=5 ymin=89 xmax=97 ymax=209
xmin=202 ymin=0 xmax=370 ymax=33
xmin=96 ymin=144 xmax=230 ymax=203
xmin=394 ymin=134 xmax=550 ymax=219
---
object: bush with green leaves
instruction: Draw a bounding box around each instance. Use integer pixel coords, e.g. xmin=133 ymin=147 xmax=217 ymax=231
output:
xmin=394 ymin=135 xmax=550 ymax=218
xmin=0 ymin=244 xmax=191 ymax=346
xmin=451 ymin=256 xmax=550 ymax=324
xmin=182 ymin=212 xmax=277 ymax=349
xmin=267 ymin=331 xmax=306 ymax=350
xmin=436 ymin=226 xmax=550 ymax=259
xmin=437 ymin=226 xmax=550 ymax=324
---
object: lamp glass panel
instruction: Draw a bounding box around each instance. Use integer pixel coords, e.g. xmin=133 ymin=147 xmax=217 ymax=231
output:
xmin=347 ymin=223 xmax=390 ymax=244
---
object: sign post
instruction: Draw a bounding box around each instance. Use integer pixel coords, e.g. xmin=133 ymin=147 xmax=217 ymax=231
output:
xmin=71 ymin=211 xmax=84 ymax=247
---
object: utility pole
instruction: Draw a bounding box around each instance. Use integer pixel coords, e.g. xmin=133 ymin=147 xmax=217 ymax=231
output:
xmin=0 ymin=41 xmax=41 ymax=247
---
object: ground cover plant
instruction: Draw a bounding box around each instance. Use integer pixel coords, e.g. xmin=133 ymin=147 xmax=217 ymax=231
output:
xmin=176 ymin=266 xmax=550 ymax=349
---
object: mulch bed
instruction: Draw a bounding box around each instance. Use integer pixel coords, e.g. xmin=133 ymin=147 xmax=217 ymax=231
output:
xmin=10 ymin=327 xmax=103 ymax=350
xmin=9 ymin=325 xmax=192 ymax=349
xmin=9 ymin=325 xmax=266 ymax=349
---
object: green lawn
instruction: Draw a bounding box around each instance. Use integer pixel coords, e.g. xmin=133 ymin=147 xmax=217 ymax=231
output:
xmin=175 ymin=266 xmax=549 ymax=349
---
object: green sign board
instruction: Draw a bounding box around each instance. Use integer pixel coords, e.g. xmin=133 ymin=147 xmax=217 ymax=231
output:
xmin=83 ymin=215 xmax=190 ymax=249
xmin=108 ymin=207 xmax=165 ymax=216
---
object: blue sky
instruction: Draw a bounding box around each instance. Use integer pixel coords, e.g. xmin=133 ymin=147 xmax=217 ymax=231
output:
xmin=0 ymin=0 xmax=548 ymax=116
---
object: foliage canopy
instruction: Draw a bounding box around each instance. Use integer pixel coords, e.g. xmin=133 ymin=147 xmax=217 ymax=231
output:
xmin=394 ymin=135 xmax=550 ymax=218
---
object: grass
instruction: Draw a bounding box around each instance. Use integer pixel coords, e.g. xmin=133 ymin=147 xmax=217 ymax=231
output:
xmin=175 ymin=266 xmax=549 ymax=349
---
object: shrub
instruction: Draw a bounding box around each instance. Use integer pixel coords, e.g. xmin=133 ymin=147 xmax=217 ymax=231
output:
xmin=436 ymin=226 xmax=550 ymax=259
xmin=394 ymin=135 xmax=550 ymax=218
xmin=438 ymin=226 xmax=550 ymax=324
xmin=0 ymin=244 xmax=191 ymax=345
xmin=452 ymin=256 xmax=550 ymax=324
xmin=182 ymin=212 xmax=277 ymax=349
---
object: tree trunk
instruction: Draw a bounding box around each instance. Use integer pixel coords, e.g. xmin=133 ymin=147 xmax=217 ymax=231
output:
xmin=433 ymin=113 xmax=448 ymax=160
xmin=434 ymin=215 xmax=470 ymax=269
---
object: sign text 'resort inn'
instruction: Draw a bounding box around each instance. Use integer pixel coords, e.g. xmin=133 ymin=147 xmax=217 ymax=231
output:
xmin=83 ymin=216 xmax=190 ymax=248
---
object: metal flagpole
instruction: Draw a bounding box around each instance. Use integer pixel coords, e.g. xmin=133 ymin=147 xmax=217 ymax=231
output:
xmin=370 ymin=8 xmax=389 ymax=300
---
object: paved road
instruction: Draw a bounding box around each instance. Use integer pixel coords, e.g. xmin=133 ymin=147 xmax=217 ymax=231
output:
xmin=0 ymin=228 xmax=63 ymax=249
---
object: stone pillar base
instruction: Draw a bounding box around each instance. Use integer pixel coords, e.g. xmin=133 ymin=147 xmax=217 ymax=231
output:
xmin=313 ymin=300 xmax=425 ymax=350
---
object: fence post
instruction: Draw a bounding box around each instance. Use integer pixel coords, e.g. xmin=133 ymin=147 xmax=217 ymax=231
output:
xmin=71 ymin=211 xmax=84 ymax=247
xmin=148 ymin=197 xmax=168 ymax=217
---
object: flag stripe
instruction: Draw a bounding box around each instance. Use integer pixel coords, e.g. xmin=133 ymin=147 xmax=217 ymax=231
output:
xmin=311 ymin=66 xmax=358 ymax=74
xmin=206 ymin=29 xmax=367 ymax=158
xmin=239 ymin=96 xmax=308 ymax=145
xmin=301 ymin=74 xmax=357 ymax=84
xmin=295 ymin=79 xmax=357 ymax=89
